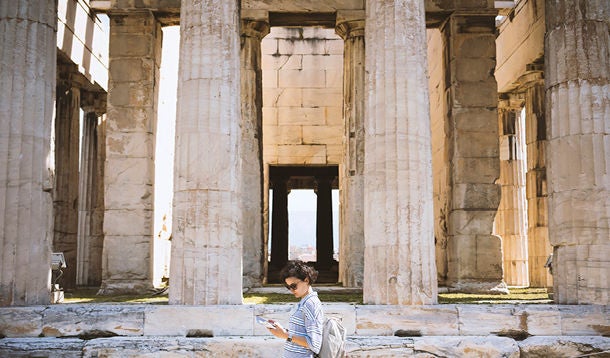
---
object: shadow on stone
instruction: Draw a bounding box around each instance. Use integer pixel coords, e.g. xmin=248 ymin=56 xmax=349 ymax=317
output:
xmin=495 ymin=329 xmax=531 ymax=341
xmin=77 ymin=330 xmax=119 ymax=340
xmin=395 ymin=329 xmax=422 ymax=337
xmin=186 ymin=329 xmax=214 ymax=338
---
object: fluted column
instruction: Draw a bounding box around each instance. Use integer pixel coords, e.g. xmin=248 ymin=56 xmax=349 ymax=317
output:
xmin=101 ymin=11 xmax=162 ymax=295
xmin=53 ymin=76 xmax=81 ymax=290
xmin=170 ymin=0 xmax=242 ymax=304
xmin=522 ymin=74 xmax=552 ymax=288
xmin=76 ymin=95 xmax=106 ymax=287
xmin=496 ymin=98 xmax=529 ymax=287
xmin=336 ymin=13 xmax=365 ymax=288
xmin=364 ymin=0 xmax=437 ymax=305
xmin=0 ymin=0 xmax=56 ymax=305
xmin=240 ymin=16 xmax=269 ymax=288
xmin=545 ymin=0 xmax=610 ymax=304
xmin=441 ymin=13 xmax=505 ymax=294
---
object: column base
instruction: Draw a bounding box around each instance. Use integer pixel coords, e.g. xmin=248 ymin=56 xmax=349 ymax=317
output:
xmin=445 ymin=280 xmax=509 ymax=295
xmin=97 ymin=280 xmax=154 ymax=296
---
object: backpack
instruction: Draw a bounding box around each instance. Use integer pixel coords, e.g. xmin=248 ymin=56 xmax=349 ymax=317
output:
xmin=315 ymin=317 xmax=346 ymax=358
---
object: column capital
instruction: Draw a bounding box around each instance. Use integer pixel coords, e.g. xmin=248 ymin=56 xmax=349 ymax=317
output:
xmin=498 ymin=92 xmax=525 ymax=110
xmin=335 ymin=10 xmax=365 ymax=39
xmin=241 ymin=11 xmax=270 ymax=39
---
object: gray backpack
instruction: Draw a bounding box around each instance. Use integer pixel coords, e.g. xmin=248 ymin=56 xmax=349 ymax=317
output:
xmin=316 ymin=317 xmax=346 ymax=358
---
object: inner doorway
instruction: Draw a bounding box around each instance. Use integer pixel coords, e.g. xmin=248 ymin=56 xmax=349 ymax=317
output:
xmin=267 ymin=165 xmax=339 ymax=283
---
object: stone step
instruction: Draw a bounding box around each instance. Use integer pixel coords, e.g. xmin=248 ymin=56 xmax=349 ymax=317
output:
xmin=0 ymin=336 xmax=608 ymax=357
xmin=1 ymin=303 xmax=608 ymax=339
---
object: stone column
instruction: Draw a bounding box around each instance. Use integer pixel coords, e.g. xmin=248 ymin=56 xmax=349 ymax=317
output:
xmin=76 ymin=95 xmax=106 ymax=287
xmin=53 ymin=74 xmax=81 ymax=290
xmin=336 ymin=12 xmax=365 ymax=288
xmin=240 ymin=14 xmax=269 ymax=288
xmin=315 ymin=176 xmax=334 ymax=269
xmin=270 ymin=177 xmax=289 ymax=271
xmin=363 ymin=0 xmax=437 ymax=305
xmin=545 ymin=0 xmax=610 ymax=304
xmin=442 ymin=13 xmax=506 ymax=294
xmin=496 ymin=97 xmax=529 ymax=287
xmin=0 ymin=0 xmax=56 ymax=305
xmin=522 ymin=73 xmax=552 ymax=288
xmin=170 ymin=0 xmax=242 ymax=304
xmin=101 ymin=11 xmax=162 ymax=294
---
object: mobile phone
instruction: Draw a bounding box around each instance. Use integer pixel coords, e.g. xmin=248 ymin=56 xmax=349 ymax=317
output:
xmin=256 ymin=316 xmax=276 ymax=329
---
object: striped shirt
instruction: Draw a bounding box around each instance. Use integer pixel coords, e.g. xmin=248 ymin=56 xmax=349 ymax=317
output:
xmin=283 ymin=291 xmax=324 ymax=358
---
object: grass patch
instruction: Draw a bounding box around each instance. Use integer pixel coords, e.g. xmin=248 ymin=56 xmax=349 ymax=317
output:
xmin=62 ymin=288 xmax=550 ymax=305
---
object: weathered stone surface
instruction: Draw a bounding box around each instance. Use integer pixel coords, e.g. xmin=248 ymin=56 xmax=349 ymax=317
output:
xmin=519 ymin=336 xmax=610 ymax=358
xmin=41 ymin=305 xmax=144 ymax=337
xmin=413 ymin=336 xmax=519 ymax=357
xmin=355 ymin=305 xmax=459 ymax=336
xmin=145 ymin=305 xmax=254 ymax=336
xmin=0 ymin=307 xmax=44 ymax=337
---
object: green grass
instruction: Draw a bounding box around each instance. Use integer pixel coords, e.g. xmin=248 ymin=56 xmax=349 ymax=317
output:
xmin=63 ymin=287 xmax=550 ymax=305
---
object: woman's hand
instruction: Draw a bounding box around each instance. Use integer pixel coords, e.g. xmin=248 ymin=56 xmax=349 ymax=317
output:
xmin=266 ymin=320 xmax=288 ymax=340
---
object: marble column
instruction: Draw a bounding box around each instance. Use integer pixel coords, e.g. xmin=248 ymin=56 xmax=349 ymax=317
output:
xmin=545 ymin=0 xmax=609 ymax=304
xmin=101 ymin=11 xmax=162 ymax=294
xmin=496 ymin=98 xmax=529 ymax=287
xmin=76 ymin=96 xmax=106 ymax=287
xmin=336 ymin=12 xmax=365 ymax=288
xmin=442 ymin=13 xmax=506 ymax=294
xmin=315 ymin=176 xmax=334 ymax=269
xmin=364 ymin=0 xmax=437 ymax=305
xmin=240 ymin=15 xmax=269 ymax=288
xmin=522 ymin=74 xmax=552 ymax=288
xmin=53 ymin=76 xmax=81 ymax=290
xmin=170 ymin=0 xmax=243 ymax=304
xmin=0 ymin=0 xmax=56 ymax=305
xmin=270 ymin=177 xmax=289 ymax=271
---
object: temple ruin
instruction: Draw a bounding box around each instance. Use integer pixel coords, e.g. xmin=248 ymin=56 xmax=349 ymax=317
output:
xmin=0 ymin=0 xmax=608 ymax=356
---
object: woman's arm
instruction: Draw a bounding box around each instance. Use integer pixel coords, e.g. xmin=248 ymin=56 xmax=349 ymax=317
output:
xmin=267 ymin=322 xmax=310 ymax=349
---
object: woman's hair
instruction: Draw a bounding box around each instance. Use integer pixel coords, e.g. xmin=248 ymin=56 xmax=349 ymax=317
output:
xmin=280 ymin=260 xmax=319 ymax=284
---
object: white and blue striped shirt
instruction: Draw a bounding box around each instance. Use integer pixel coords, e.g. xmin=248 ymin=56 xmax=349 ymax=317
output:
xmin=283 ymin=291 xmax=324 ymax=358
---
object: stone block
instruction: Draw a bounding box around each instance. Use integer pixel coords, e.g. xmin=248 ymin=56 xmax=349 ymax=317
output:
xmin=262 ymin=107 xmax=278 ymax=125
xmin=275 ymin=88 xmax=303 ymax=107
xmin=453 ymin=80 xmax=498 ymax=107
xmin=302 ymin=125 xmax=342 ymax=145
xmin=278 ymin=38 xmax=326 ymax=55
xmin=453 ymin=157 xmax=500 ymax=184
xmin=452 ymin=183 xmax=500 ymax=209
xmin=263 ymin=125 xmax=302 ymax=145
xmin=325 ymin=39 xmax=344 ymax=55
xmin=449 ymin=210 xmax=496 ymax=235
xmin=453 ymin=107 xmax=497 ymax=132
xmin=105 ymin=183 xmax=153 ymax=210
xmin=279 ymin=69 xmax=326 ymax=88
xmin=262 ymin=54 xmax=302 ymax=71
xmin=455 ymin=130 xmax=499 ymax=158
xmin=105 ymin=131 xmax=154 ymax=157
xmin=302 ymin=88 xmax=342 ymax=107
xmin=109 ymin=33 xmax=154 ymax=57
xmin=109 ymin=58 xmax=155 ymax=83
xmin=278 ymin=107 xmax=326 ymax=125
xmin=41 ymin=305 xmax=144 ymax=337
xmin=302 ymin=54 xmax=343 ymax=70
xmin=145 ymin=305 xmax=254 ymax=336
xmin=519 ymin=336 xmax=610 ymax=358
xmin=454 ymin=58 xmax=496 ymax=82
xmin=102 ymin=236 xmax=151 ymax=279
xmin=260 ymin=37 xmax=278 ymax=55
xmin=458 ymin=305 xmax=522 ymax=336
xmin=0 ymin=307 xmax=44 ymax=337
xmin=105 ymin=107 xmax=153 ymax=132
xmin=326 ymin=144 xmax=343 ymax=164
xmin=559 ymin=305 xmax=610 ymax=336
xmin=277 ymin=144 xmax=326 ymax=165
xmin=104 ymin=157 xmax=154 ymax=185
xmin=103 ymin=207 xmax=153 ymax=235
xmin=513 ymin=305 xmax=562 ymax=336
xmin=447 ymin=234 xmax=503 ymax=281
xmin=325 ymin=68 xmax=343 ymax=87
xmin=0 ymin=338 xmax=84 ymax=357
xmin=325 ymin=106 xmax=344 ymax=125
xmin=413 ymin=336 xmax=519 ymax=357
xmin=355 ymin=305 xmax=459 ymax=336
xmin=262 ymin=69 xmax=278 ymax=88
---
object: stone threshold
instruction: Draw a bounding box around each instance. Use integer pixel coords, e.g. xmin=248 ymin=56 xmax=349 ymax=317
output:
xmin=1 ymin=303 xmax=608 ymax=339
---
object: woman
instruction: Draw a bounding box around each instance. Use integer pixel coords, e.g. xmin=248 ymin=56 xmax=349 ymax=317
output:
xmin=268 ymin=260 xmax=325 ymax=357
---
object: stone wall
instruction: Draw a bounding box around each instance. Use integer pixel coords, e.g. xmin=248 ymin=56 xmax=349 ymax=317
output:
xmin=262 ymin=27 xmax=344 ymax=166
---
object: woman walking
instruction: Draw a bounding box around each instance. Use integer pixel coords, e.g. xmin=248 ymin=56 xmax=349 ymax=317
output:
xmin=267 ymin=260 xmax=325 ymax=357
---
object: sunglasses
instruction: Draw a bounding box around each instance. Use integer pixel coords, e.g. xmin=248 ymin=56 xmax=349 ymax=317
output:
xmin=285 ymin=281 xmax=301 ymax=291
